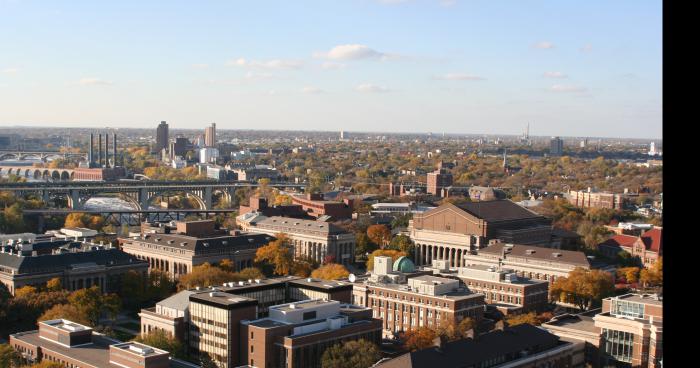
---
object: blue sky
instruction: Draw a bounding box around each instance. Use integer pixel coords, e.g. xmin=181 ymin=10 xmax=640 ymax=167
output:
xmin=0 ymin=0 xmax=662 ymax=138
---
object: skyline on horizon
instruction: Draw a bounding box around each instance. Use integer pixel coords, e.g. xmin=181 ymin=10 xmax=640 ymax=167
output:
xmin=0 ymin=0 xmax=662 ymax=139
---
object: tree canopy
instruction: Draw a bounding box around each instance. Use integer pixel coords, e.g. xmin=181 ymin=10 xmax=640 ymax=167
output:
xmin=311 ymin=264 xmax=350 ymax=280
xmin=550 ymin=268 xmax=615 ymax=311
xmin=321 ymin=339 xmax=382 ymax=368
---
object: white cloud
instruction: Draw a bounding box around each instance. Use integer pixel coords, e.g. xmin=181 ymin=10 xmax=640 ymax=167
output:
xmin=315 ymin=44 xmax=385 ymax=61
xmin=543 ymin=71 xmax=567 ymax=79
xmin=439 ymin=0 xmax=457 ymax=7
xmin=191 ymin=64 xmax=209 ymax=69
xmin=549 ymin=84 xmax=587 ymax=93
xmin=377 ymin=0 xmax=409 ymax=4
xmin=434 ymin=73 xmax=485 ymax=81
xmin=244 ymin=71 xmax=275 ymax=80
xmin=356 ymin=83 xmax=390 ymax=93
xmin=580 ymin=44 xmax=593 ymax=53
xmin=321 ymin=62 xmax=347 ymax=70
xmin=78 ymin=78 xmax=113 ymax=86
xmin=533 ymin=41 xmax=555 ymax=49
xmin=228 ymin=58 xmax=302 ymax=70
xmin=2 ymin=67 xmax=19 ymax=74
xmin=301 ymin=86 xmax=324 ymax=94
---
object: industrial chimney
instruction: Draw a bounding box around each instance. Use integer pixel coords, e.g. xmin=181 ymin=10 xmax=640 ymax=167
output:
xmin=105 ymin=133 xmax=110 ymax=168
xmin=98 ymin=134 xmax=103 ymax=167
xmin=89 ymin=133 xmax=94 ymax=165
xmin=113 ymin=133 xmax=117 ymax=167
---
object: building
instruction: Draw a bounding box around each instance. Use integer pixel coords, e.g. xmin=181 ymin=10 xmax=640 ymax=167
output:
xmin=172 ymin=157 xmax=187 ymax=169
xmin=462 ymin=243 xmax=595 ymax=284
xmin=204 ymin=123 xmax=216 ymax=147
xmin=0 ymin=237 xmax=147 ymax=295
xmin=206 ymin=165 xmax=236 ymax=180
xmin=567 ymin=188 xmax=634 ymax=210
xmin=238 ymin=196 xmax=310 ymax=219
xmin=140 ymin=277 xmax=353 ymax=348
xmin=388 ymin=182 xmax=426 ymax=197
xmin=172 ymin=136 xmax=189 ymax=157
xmin=604 ymin=223 xmax=654 ymax=237
xmin=370 ymin=202 xmax=436 ymax=217
xmin=240 ymin=299 xmax=382 ymax=368
xmin=409 ymin=200 xmax=554 ymax=268
xmin=351 ymin=256 xmax=484 ymax=337
xmin=156 ymin=121 xmax=169 ymax=153
xmin=237 ymin=213 xmax=356 ymax=265
xmin=425 ymin=261 xmax=549 ymax=315
xmin=119 ymin=220 xmax=273 ymax=279
xmin=290 ymin=193 xmax=353 ymax=220
xmin=10 ymin=319 xmax=199 ymax=368
xmin=543 ymin=294 xmax=663 ymax=368
xmin=550 ymin=136 xmax=564 ymax=156
xmin=232 ymin=165 xmax=281 ymax=181
xmin=468 ymin=186 xmax=507 ymax=201
xmin=199 ymin=147 xmax=219 ymax=164
xmin=597 ymin=228 xmax=662 ymax=268
xmin=426 ymin=168 xmax=453 ymax=197
xmin=374 ymin=323 xmax=585 ymax=368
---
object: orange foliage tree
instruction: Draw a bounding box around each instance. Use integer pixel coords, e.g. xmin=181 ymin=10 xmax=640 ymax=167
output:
xmin=255 ymin=234 xmax=294 ymax=276
xmin=311 ymin=264 xmax=350 ymax=280
xmin=367 ymin=224 xmax=392 ymax=247
xmin=402 ymin=327 xmax=437 ymax=351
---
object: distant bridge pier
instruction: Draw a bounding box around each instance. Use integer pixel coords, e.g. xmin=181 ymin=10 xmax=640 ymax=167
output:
xmin=204 ymin=186 xmax=213 ymax=210
xmin=68 ymin=189 xmax=82 ymax=210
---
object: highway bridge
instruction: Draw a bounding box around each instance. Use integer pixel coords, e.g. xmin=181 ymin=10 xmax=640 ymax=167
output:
xmin=1 ymin=180 xmax=306 ymax=210
xmin=23 ymin=208 xmax=238 ymax=228
xmin=0 ymin=150 xmax=87 ymax=162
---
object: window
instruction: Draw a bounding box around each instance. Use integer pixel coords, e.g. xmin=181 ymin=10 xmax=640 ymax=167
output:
xmin=251 ymin=332 xmax=254 ymax=339
xmin=602 ymin=329 xmax=634 ymax=363
xmin=303 ymin=311 xmax=317 ymax=320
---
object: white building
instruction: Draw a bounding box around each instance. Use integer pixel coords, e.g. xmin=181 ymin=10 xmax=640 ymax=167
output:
xmin=199 ymin=147 xmax=219 ymax=164
xmin=171 ymin=157 xmax=187 ymax=169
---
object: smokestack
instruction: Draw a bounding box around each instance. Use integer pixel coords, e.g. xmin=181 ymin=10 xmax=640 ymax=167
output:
xmin=98 ymin=134 xmax=102 ymax=167
xmin=105 ymin=133 xmax=110 ymax=168
xmin=89 ymin=133 xmax=94 ymax=164
xmin=113 ymin=133 xmax=117 ymax=167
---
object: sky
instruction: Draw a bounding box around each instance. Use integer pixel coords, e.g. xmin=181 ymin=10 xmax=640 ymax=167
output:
xmin=0 ymin=0 xmax=662 ymax=139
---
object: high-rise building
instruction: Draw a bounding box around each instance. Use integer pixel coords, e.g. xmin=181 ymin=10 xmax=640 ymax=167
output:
xmin=156 ymin=121 xmax=169 ymax=152
xmin=205 ymin=123 xmax=216 ymax=147
xmin=426 ymin=168 xmax=453 ymax=197
xmin=550 ymin=136 xmax=564 ymax=156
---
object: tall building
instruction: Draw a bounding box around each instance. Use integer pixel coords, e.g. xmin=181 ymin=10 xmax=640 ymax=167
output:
xmin=426 ymin=168 xmax=453 ymax=197
xmin=550 ymin=136 xmax=564 ymax=156
xmin=156 ymin=121 xmax=169 ymax=152
xmin=205 ymin=123 xmax=216 ymax=147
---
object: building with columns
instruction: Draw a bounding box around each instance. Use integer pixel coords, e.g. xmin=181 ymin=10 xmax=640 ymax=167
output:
xmin=236 ymin=213 xmax=356 ymax=265
xmin=119 ymin=220 xmax=273 ymax=279
xmin=0 ymin=237 xmax=147 ymax=295
xmin=409 ymin=200 xmax=554 ymax=268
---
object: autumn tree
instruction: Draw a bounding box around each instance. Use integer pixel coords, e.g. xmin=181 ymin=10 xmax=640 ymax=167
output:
xmin=366 ymin=249 xmax=407 ymax=271
xmin=311 ymin=264 xmax=350 ymax=280
xmin=134 ymin=330 xmax=186 ymax=360
xmin=255 ymin=234 xmax=294 ymax=276
xmin=235 ymin=267 xmax=265 ymax=281
xmin=178 ymin=263 xmax=236 ymax=290
xmin=367 ymin=224 xmax=392 ymax=247
xmin=402 ymin=327 xmax=437 ymax=351
xmin=15 ymin=285 xmax=37 ymax=298
xmin=40 ymin=304 xmax=90 ymax=326
xmin=321 ymin=339 xmax=382 ymax=368
xmin=0 ymin=344 xmax=21 ymax=368
xmin=617 ymin=267 xmax=641 ymax=284
xmin=639 ymin=257 xmax=662 ymax=288
xmin=387 ymin=234 xmax=413 ymax=255
xmin=355 ymin=232 xmax=378 ymax=258
xmin=550 ymin=268 xmax=615 ymax=311
xmin=120 ymin=270 xmax=176 ymax=310
xmin=46 ymin=278 xmax=62 ymax=292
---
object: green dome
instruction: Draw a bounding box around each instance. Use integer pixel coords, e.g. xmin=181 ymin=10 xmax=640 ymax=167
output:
xmin=392 ymin=256 xmax=415 ymax=273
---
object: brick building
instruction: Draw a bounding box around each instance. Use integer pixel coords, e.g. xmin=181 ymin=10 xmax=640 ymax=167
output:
xmin=426 ymin=168 xmax=453 ymax=197
xmin=567 ymin=189 xmax=635 ymax=210
xmin=597 ymin=228 xmax=662 ymax=269
xmin=119 ymin=220 xmax=273 ymax=279
xmin=240 ymin=299 xmax=382 ymax=368
xmin=10 ymin=319 xmax=198 ymax=368
xmin=351 ymin=256 xmax=484 ymax=337
xmin=0 ymin=238 xmax=147 ymax=295
xmin=290 ymin=193 xmax=353 ymax=220
xmin=237 ymin=213 xmax=356 ymax=265
xmin=409 ymin=200 xmax=554 ymax=268
xmin=238 ymin=196 xmax=310 ymax=219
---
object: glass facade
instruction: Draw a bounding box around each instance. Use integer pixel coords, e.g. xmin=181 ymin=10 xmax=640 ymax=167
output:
xmin=602 ymin=328 xmax=634 ymax=363
xmin=611 ymin=300 xmax=644 ymax=319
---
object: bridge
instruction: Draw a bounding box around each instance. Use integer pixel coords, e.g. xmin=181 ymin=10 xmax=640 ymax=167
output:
xmin=1 ymin=180 xmax=306 ymax=211
xmin=0 ymin=165 xmax=75 ymax=181
xmin=0 ymin=150 xmax=87 ymax=162
xmin=23 ymin=208 xmax=238 ymax=229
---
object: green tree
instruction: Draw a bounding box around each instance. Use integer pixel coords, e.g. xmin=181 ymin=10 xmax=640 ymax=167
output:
xmin=355 ymin=232 xmax=378 ymax=258
xmin=0 ymin=344 xmax=22 ymax=368
xmin=133 ymin=330 xmax=186 ymax=360
xmin=321 ymin=339 xmax=382 ymax=368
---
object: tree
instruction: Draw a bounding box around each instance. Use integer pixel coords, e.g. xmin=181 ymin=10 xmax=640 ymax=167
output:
xmin=291 ymin=256 xmax=318 ymax=277
xmin=355 ymin=232 xmax=378 ymax=258
xmin=402 ymin=327 xmax=437 ymax=351
xmin=255 ymin=234 xmax=294 ymax=276
xmin=178 ymin=263 xmax=236 ymax=290
xmin=218 ymin=259 xmax=235 ymax=273
xmin=15 ymin=285 xmax=37 ymax=298
xmin=505 ymin=312 xmax=540 ymax=327
xmin=40 ymin=303 xmax=91 ymax=326
xmin=46 ymin=278 xmax=62 ymax=292
xmin=311 ymin=264 xmax=350 ymax=280
xmin=367 ymin=224 xmax=392 ymax=247
xmin=387 ymin=235 xmax=413 ymax=255
xmin=27 ymin=361 xmax=65 ymax=368
xmin=366 ymin=249 xmax=407 ymax=271
xmin=134 ymin=330 xmax=186 ymax=360
xmin=639 ymin=257 xmax=662 ymax=288
xmin=321 ymin=339 xmax=382 ymax=368
xmin=617 ymin=267 xmax=640 ymax=284
xmin=235 ymin=267 xmax=265 ymax=281
xmin=0 ymin=344 xmax=21 ymax=368
xmin=550 ymin=268 xmax=615 ymax=311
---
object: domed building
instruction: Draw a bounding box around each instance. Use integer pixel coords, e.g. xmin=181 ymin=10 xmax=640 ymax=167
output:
xmin=392 ymin=256 xmax=416 ymax=273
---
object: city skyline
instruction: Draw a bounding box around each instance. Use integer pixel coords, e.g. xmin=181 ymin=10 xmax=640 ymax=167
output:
xmin=0 ymin=0 xmax=662 ymax=139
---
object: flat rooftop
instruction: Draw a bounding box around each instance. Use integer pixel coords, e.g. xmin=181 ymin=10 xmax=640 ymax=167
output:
xmin=543 ymin=314 xmax=598 ymax=334
xmin=190 ymin=292 xmax=256 ymax=307
xmin=273 ymin=299 xmax=335 ymax=313
xmin=611 ymin=293 xmax=663 ymax=306
xmin=288 ymin=277 xmax=353 ymax=290
xmin=368 ymin=281 xmax=479 ymax=301
xmin=42 ymin=319 xmax=92 ymax=332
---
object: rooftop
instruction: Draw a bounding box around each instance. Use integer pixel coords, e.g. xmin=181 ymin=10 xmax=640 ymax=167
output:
xmin=609 ymin=293 xmax=663 ymax=306
xmin=190 ymin=291 xmax=256 ymax=307
xmin=453 ymin=200 xmax=546 ymax=222
xmin=479 ymin=243 xmax=591 ymax=267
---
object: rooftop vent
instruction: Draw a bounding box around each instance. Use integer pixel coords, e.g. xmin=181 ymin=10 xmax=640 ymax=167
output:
xmin=525 ymin=249 xmax=536 ymax=255
xmin=167 ymin=240 xmax=174 ymax=244
xmin=181 ymin=242 xmax=187 ymax=246
xmin=155 ymin=238 xmax=161 ymax=242
xmin=128 ymin=345 xmax=154 ymax=355
xmin=552 ymin=252 xmax=562 ymax=258
xmin=255 ymin=279 xmax=261 ymax=283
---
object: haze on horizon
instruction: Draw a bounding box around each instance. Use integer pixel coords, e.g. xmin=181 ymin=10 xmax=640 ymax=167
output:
xmin=0 ymin=0 xmax=662 ymax=139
